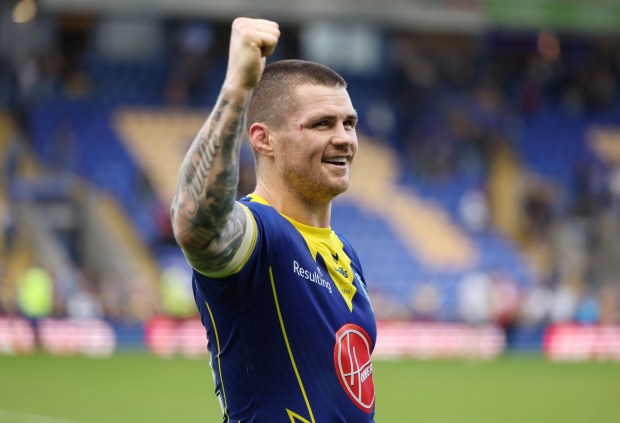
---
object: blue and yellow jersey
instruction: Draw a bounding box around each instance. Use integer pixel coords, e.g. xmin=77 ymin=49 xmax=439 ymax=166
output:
xmin=192 ymin=194 xmax=376 ymax=422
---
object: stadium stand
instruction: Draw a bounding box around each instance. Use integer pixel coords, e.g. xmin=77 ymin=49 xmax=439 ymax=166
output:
xmin=2 ymin=14 xmax=619 ymax=334
xmin=113 ymin=107 xmax=208 ymax=203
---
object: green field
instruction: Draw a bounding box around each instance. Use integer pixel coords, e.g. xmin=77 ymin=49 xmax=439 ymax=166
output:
xmin=0 ymin=353 xmax=618 ymax=422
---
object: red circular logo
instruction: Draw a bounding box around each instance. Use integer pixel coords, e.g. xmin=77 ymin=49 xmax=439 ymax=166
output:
xmin=334 ymin=324 xmax=375 ymax=413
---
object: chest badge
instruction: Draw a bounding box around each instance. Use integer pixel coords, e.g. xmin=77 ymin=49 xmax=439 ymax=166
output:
xmin=334 ymin=323 xmax=375 ymax=414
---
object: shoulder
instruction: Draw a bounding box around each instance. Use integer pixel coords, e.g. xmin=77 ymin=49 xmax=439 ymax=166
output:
xmin=239 ymin=195 xmax=271 ymax=216
xmin=240 ymin=195 xmax=289 ymax=231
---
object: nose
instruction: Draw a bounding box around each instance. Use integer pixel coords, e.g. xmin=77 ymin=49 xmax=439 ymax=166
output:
xmin=331 ymin=123 xmax=353 ymax=148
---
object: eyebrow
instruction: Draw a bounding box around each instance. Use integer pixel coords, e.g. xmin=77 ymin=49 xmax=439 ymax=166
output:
xmin=345 ymin=113 xmax=359 ymax=122
xmin=307 ymin=111 xmax=359 ymax=123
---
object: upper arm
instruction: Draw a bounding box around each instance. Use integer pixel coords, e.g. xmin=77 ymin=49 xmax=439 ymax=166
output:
xmin=181 ymin=202 xmax=258 ymax=278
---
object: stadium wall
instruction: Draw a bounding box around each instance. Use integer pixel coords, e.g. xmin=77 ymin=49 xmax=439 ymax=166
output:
xmin=2 ymin=316 xmax=620 ymax=362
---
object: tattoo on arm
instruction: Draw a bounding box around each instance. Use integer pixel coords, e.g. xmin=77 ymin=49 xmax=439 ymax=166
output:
xmin=170 ymin=90 xmax=250 ymax=274
xmin=182 ymin=205 xmax=247 ymax=273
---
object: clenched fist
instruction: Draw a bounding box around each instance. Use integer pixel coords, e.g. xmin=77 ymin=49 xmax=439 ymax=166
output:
xmin=225 ymin=18 xmax=280 ymax=91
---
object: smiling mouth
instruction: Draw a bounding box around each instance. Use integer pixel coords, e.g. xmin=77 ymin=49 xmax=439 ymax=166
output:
xmin=322 ymin=157 xmax=348 ymax=166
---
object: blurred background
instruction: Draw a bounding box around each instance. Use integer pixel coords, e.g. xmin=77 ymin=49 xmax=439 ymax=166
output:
xmin=0 ymin=0 xmax=620 ymax=423
xmin=1 ymin=0 xmax=620 ymax=420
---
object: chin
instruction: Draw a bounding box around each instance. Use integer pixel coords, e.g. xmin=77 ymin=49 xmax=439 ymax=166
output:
xmin=303 ymin=181 xmax=348 ymax=203
xmin=326 ymin=181 xmax=350 ymax=198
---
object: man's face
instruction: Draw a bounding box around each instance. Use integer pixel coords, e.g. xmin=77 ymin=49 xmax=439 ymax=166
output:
xmin=271 ymin=83 xmax=358 ymax=203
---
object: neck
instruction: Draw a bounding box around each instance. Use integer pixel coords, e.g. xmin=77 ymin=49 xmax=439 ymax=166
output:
xmin=253 ymin=181 xmax=332 ymax=228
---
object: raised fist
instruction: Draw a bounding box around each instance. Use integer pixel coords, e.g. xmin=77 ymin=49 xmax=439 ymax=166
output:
xmin=225 ymin=17 xmax=280 ymax=90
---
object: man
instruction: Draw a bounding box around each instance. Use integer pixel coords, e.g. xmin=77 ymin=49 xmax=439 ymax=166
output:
xmin=171 ymin=17 xmax=376 ymax=422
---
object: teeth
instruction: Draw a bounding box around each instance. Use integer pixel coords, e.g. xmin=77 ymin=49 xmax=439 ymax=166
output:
xmin=323 ymin=157 xmax=347 ymax=164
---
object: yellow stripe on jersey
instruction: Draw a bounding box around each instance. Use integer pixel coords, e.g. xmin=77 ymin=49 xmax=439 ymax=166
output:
xmin=204 ymin=300 xmax=230 ymax=421
xmin=248 ymin=194 xmax=357 ymax=312
xmin=230 ymin=204 xmax=258 ymax=274
xmin=269 ymin=267 xmax=317 ymax=423
xmin=246 ymin=193 xmax=269 ymax=206
xmin=286 ymin=409 xmax=313 ymax=423
xmin=284 ymin=218 xmax=357 ymax=312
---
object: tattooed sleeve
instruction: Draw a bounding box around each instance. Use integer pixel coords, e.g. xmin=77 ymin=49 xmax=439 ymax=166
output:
xmin=170 ymin=88 xmax=253 ymax=276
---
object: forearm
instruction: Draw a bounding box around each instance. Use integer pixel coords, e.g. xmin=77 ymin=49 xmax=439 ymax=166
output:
xmin=171 ymin=86 xmax=250 ymax=253
xmin=170 ymin=18 xmax=279 ymax=274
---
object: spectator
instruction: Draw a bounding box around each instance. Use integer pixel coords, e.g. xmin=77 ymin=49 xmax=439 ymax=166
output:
xmin=409 ymin=282 xmax=442 ymax=321
xmin=65 ymin=272 xmax=104 ymax=319
xmin=159 ymin=264 xmax=195 ymax=320
xmin=549 ymin=281 xmax=580 ymax=323
xmin=17 ymin=266 xmax=54 ymax=320
xmin=458 ymin=271 xmax=492 ymax=325
xmin=520 ymin=281 xmax=553 ymax=327
xmin=574 ymin=291 xmax=599 ymax=324
xmin=598 ymin=285 xmax=619 ymax=325
xmin=489 ymin=270 xmax=520 ymax=328
xmin=459 ymin=188 xmax=490 ymax=232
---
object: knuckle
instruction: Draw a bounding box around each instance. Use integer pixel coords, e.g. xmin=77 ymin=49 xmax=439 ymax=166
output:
xmin=233 ymin=18 xmax=252 ymax=34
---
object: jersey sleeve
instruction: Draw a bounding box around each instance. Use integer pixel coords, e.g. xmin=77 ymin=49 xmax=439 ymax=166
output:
xmin=198 ymin=203 xmax=258 ymax=279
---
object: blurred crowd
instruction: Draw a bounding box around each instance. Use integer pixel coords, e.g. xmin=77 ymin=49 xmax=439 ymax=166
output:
xmin=1 ymin=17 xmax=619 ymax=330
xmin=366 ymin=29 xmax=620 ymax=327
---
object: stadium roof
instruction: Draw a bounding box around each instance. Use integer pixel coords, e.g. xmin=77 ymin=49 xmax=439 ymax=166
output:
xmin=39 ymin=0 xmax=620 ymax=34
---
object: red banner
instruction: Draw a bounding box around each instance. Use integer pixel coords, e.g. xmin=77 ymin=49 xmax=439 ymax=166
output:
xmin=0 ymin=317 xmax=36 ymax=354
xmin=1 ymin=317 xmax=508 ymax=360
xmin=0 ymin=317 xmax=115 ymax=357
xmin=374 ymin=321 xmax=505 ymax=359
xmin=544 ymin=324 xmax=620 ymax=361
xmin=144 ymin=316 xmax=207 ymax=358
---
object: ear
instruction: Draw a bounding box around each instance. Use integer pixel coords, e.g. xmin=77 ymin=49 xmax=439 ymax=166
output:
xmin=248 ymin=123 xmax=275 ymax=158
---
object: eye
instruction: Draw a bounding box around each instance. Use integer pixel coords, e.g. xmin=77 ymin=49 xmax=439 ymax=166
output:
xmin=313 ymin=120 xmax=330 ymax=128
xmin=344 ymin=119 xmax=356 ymax=129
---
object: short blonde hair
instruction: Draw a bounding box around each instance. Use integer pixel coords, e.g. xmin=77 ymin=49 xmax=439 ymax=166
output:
xmin=246 ymin=59 xmax=347 ymax=133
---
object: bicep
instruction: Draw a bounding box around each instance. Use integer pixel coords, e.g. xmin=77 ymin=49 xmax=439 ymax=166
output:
xmin=182 ymin=202 xmax=257 ymax=278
